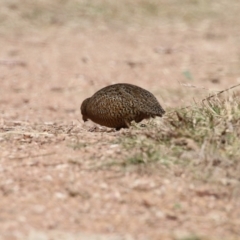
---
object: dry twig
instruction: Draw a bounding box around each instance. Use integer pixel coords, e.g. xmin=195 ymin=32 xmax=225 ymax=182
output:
xmin=167 ymin=83 xmax=240 ymax=115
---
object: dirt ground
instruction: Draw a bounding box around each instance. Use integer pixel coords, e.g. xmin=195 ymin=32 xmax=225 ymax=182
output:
xmin=1 ymin=1 xmax=240 ymax=240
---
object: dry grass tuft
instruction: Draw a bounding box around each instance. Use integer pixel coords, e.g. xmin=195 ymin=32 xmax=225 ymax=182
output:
xmin=119 ymin=93 xmax=240 ymax=187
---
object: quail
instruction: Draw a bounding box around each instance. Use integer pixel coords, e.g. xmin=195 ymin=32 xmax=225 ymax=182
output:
xmin=81 ymin=83 xmax=165 ymax=130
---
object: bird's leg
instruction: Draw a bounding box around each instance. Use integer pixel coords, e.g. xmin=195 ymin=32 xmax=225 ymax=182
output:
xmin=124 ymin=119 xmax=131 ymax=128
xmin=115 ymin=120 xmax=131 ymax=131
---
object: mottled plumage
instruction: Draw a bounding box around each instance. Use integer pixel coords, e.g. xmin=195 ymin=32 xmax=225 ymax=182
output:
xmin=81 ymin=83 xmax=165 ymax=130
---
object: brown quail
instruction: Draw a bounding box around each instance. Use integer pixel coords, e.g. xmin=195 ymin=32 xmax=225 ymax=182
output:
xmin=81 ymin=83 xmax=165 ymax=130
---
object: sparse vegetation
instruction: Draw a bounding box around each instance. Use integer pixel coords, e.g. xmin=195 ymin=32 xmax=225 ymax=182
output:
xmin=119 ymin=94 xmax=240 ymax=182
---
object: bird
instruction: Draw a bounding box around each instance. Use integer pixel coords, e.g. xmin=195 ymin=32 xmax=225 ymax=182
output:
xmin=81 ymin=83 xmax=165 ymax=130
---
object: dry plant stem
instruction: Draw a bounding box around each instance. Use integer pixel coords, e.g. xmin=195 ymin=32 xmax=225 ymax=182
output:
xmin=202 ymin=82 xmax=240 ymax=102
xmin=168 ymin=83 xmax=240 ymax=115
xmin=178 ymin=81 xmax=209 ymax=90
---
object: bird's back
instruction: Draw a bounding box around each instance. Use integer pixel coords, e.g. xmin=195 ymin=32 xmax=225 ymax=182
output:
xmin=81 ymin=83 xmax=165 ymax=129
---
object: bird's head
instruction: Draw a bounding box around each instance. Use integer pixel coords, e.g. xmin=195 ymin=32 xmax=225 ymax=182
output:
xmin=80 ymin=98 xmax=90 ymax=122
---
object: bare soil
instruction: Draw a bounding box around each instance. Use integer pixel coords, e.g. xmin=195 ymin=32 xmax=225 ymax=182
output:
xmin=1 ymin=5 xmax=240 ymax=239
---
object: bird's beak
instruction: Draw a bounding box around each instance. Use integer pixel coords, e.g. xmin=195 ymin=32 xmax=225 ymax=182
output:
xmin=82 ymin=116 xmax=88 ymax=122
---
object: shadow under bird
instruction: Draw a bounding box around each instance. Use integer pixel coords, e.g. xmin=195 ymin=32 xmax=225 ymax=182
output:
xmin=81 ymin=83 xmax=165 ymax=130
